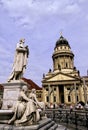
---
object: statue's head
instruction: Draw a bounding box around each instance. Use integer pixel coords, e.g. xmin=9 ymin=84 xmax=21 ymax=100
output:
xmin=20 ymin=38 xmax=25 ymax=44
xmin=22 ymin=85 xmax=28 ymax=92
xmin=31 ymin=88 xmax=36 ymax=94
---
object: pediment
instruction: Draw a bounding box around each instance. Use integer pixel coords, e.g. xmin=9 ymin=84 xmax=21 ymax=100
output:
xmin=46 ymin=73 xmax=77 ymax=82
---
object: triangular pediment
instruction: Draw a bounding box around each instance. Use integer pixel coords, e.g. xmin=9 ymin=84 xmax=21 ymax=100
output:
xmin=46 ymin=72 xmax=78 ymax=82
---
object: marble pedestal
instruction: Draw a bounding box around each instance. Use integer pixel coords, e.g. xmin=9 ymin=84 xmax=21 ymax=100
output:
xmin=1 ymin=80 xmax=27 ymax=109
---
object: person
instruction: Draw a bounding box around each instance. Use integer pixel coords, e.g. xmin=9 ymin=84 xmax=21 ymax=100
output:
xmin=85 ymin=101 xmax=88 ymax=110
xmin=64 ymin=104 xmax=66 ymax=109
xmin=8 ymin=39 xmax=29 ymax=82
xmin=70 ymin=104 xmax=73 ymax=113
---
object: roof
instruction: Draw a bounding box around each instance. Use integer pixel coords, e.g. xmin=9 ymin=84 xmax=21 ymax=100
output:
xmin=56 ymin=35 xmax=71 ymax=48
xmin=42 ymin=71 xmax=81 ymax=84
xmin=22 ymin=78 xmax=42 ymax=90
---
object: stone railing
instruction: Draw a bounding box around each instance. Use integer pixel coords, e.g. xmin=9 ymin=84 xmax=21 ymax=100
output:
xmin=45 ymin=108 xmax=88 ymax=130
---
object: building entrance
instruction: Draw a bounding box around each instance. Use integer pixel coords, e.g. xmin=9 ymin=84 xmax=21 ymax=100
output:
xmin=59 ymin=85 xmax=64 ymax=103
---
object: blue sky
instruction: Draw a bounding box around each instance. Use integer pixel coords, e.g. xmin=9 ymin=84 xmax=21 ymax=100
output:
xmin=0 ymin=0 xmax=88 ymax=87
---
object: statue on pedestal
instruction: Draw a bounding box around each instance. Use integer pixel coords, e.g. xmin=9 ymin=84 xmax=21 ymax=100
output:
xmin=0 ymin=38 xmax=57 ymax=129
xmin=8 ymin=39 xmax=29 ymax=82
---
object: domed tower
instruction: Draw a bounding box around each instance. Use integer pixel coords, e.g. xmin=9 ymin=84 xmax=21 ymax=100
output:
xmin=42 ymin=35 xmax=81 ymax=106
xmin=52 ymin=35 xmax=74 ymax=72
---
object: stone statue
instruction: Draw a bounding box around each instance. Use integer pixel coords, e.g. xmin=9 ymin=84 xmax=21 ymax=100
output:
xmin=8 ymin=87 xmax=44 ymax=126
xmin=15 ymin=88 xmax=43 ymax=126
xmin=8 ymin=85 xmax=29 ymax=124
xmin=8 ymin=39 xmax=29 ymax=82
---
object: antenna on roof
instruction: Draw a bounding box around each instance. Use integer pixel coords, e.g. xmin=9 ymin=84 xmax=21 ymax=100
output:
xmin=60 ymin=29 xmax=63 ymax=36
xmin=60 ymin=31 xmax=62 ymax=36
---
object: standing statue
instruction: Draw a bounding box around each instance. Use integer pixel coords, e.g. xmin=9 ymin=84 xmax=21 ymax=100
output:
xmin=8 ymin=39 xmax=29 ymax=82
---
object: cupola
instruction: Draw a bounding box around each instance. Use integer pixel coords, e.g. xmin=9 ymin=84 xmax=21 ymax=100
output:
xmin=52 ymin=35 xmax=74 ymax=71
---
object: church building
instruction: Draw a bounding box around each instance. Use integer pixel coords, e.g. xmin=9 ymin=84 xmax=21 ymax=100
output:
xmin=42 ymin=35 xmax=88 ymax=106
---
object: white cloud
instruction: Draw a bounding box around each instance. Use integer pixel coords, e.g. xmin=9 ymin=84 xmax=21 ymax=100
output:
xmin=0 ymin=37 xmax=9 ymax=54
xmin=1 ymin=0 xmax=83 ymax=29
xmin=2 ymin=0 xmax=80 ymax=15
xmin=78 ymin=0 xmax=88 ymax=3
xmin=86 ymin=15 xmax=88 ymax=21
xmin=0 ymin=34 xmax=15 ymax=55
xmin=63 ymin=3 xmax=80 ymax=14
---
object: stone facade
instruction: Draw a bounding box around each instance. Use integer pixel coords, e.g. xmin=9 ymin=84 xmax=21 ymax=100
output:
xmin=42 ymin=35 xmax=88 ymax=106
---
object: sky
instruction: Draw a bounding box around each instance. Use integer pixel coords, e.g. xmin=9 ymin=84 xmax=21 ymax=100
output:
xmin=0 ymin=0 xmax=88 ymax=87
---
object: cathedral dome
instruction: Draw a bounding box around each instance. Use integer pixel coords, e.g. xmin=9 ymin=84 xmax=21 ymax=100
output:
xmin=56 ymin=35 xmax=70 ymax=48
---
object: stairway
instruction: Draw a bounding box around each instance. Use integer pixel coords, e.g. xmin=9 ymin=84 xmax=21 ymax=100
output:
xmin=38 ymin=118 xmax=58 ymax=130
xmin=0 ymin=118 xmax=58 ymax=130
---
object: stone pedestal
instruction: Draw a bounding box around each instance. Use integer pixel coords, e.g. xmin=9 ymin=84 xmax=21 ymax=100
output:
xmin=1 ymin=80 xmax=27 ymax=109
xmin=0 ymin=110 xmax=14 ymax=123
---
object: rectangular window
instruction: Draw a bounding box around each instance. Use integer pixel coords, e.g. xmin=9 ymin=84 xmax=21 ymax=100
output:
xmin=76 ymin=87 xmax=78 ymax=90
xmin=37 ymin=94 xmax=41 ymax=98
xmin=54 ymin=96 xmax=56 ymax=102
xmin=46 ymin=88 xmax=49 ymax=91
xmin=54 ymin=88 xmax=56 ymax=91
xmin=67 ymin=87 xmax=70 ymax=90
xmin=68 ymin=95 xmax=71 ymax=102
xmin=77 ymin=95 xmax=78 ymax=102
xmin=46 ymin=96 xmax=49 ymax=102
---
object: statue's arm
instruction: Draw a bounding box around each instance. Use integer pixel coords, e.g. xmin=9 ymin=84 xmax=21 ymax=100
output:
xmin=16 ymin=47 xmax=27 ymax=52
xmin=34 ymin=95 xmax=42 ymax=109
xmin=20 ymin=92 xmax=29 ymax=102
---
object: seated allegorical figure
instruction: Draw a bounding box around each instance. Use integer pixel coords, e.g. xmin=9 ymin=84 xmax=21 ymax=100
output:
xmin=8 ymin=86 xmax=44 ymax=126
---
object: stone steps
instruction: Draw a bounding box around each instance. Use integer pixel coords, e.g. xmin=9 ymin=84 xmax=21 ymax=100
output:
xmin=39 ymin=120 xmax=55 ymax=130
xmin=0 ymin=118 xmax=58 ymax=130
xmin=0 ymin=110 xmax=14 ymax=121
xmin=48 ymin=123 xmax=58 ymax=130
